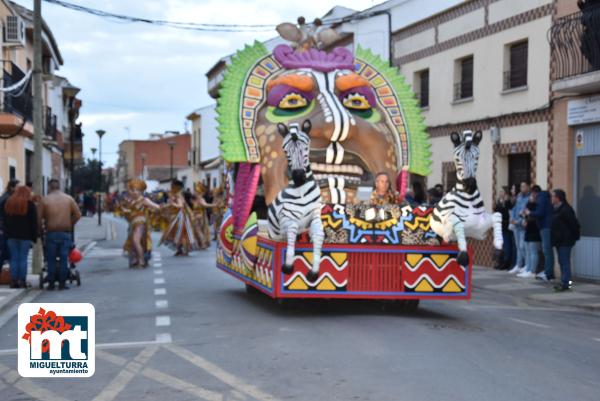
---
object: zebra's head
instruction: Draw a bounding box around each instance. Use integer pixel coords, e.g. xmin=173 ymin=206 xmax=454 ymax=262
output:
xmin=451 ymin=130 xmax=482 ymax=193
xmin=278 ymin=120 xmax=312 ymax=186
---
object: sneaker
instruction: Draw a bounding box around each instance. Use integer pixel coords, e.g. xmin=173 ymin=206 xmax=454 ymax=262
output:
xmin=517 ymin=271 xmax=534 ymax=278
xmin=553 ymin=283 xmax=571 ymax=291
xmin=508 ymin=266 xmax=521 ymax=274
xmin=535 ymin=272 xmax=548 ymax=281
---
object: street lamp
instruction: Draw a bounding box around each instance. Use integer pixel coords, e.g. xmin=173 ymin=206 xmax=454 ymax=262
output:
xmin=96 ymin=129 xmax=106 ymax=226
xmin=141 ymin=153 xmax=147 ymax=180
xmin=168 ymin=140 xmax=176 ymax=180
xmin=90 ymin=147 xmax=97 ymax=158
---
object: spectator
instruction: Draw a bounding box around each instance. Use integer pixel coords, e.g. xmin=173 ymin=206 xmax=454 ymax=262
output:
xmin=405 ymin=181 xmax=426 ymax=207
xmin=39 ymin=179 xmax=82 ymax=290
xmin=494 ymin=187 xmax=513 ymax=270
xmin=4 ymin=185 xmax=38 ymax=288
xmin=526 ymin=185 xmax=554 ymax=281
xmin=519 ymin=194 xmax=540 ymax=278
xmin=551 ymin=189 xmax=580 ymax=291
xmin=0 ymin=179 xmax=20 ymax=268
xmin=427 ymin=187 xmax=442 ymax=206
xmin=508 ymin=182 xmax=530 ymax=274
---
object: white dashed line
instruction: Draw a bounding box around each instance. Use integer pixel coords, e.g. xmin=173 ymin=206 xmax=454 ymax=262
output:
xmin=153 ymin=278 xmax=165 ymax=285
xmin=154 ymin=269 xmax=163 ymax=275
xmin=156 ymin=316 xmax=171 ymax=327
xmin=155 ymin=300 xmax=168 ymax=309
xmin=154 ymin=288 xmax=166 ymax=296
xmin=156 ymin=333 xmax=172 ymax=343
xmin=509 ymin=318 xmax=551 ymax=329
xmin=153 ymin=263 xmax=163 ymax=268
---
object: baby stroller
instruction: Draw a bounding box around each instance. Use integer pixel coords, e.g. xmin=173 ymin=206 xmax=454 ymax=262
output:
xmin=39 ymin=232 xmax=82 ymax=289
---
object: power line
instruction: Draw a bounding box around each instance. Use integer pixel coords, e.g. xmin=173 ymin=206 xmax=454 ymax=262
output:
xmin=42 ymin=0 xmax=382 ymax=33
xmin=42 ymin=0 xmax=276 ymax=32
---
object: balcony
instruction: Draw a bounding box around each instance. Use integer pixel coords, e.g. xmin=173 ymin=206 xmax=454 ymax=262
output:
xmin=1 ymin=61 xmax=32 ymax=121
xmin=550 ymin=5 xmax=600 ymax=94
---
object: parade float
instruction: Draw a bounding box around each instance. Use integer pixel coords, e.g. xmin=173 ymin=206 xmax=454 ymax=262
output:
xmin=214 ymin=20 xmax=503 ymax=308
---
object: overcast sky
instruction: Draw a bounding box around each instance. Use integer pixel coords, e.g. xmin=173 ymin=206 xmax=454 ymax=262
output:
xmin=13 ymin=0 xmax=387 ymax=167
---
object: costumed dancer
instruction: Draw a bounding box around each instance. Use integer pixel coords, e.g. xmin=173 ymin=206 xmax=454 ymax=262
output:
xmin=210 ymin=184 xmax=226 ymax=241
xmin=120 ymin=178 xmax=160 ymax=268
xmin=160 ymin=179 xmax=197 ymax=256
xmin=191 ymin=182 xmax=215 ymax=249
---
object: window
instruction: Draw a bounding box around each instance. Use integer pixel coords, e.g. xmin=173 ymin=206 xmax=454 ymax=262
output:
xmin=505 ymin=41 xmax=528 ymax=90
xmin=454 ymin=56 xmax=473 ymax=101
xmin=9 ymin=165 xmax=16 ymax=180
xmin=416 ymin=69 xmax=429 ymax=108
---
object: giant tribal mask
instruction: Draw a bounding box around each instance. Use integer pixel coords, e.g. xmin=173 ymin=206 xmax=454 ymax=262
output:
xmin=217 ymin=35 xmax=431 ymax=206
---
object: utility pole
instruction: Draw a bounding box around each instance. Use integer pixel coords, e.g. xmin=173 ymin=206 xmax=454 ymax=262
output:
xmin=31 ymin=0 xmax=43 ymax=275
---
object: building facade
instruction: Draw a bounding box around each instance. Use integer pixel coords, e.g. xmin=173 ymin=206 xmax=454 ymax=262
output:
xmin=0 ymin=0 xmax=82 ymax=193
xmin=115 ymin=132 xmax=191 ymax=191
xmin=548 ymin=0 xmax=600 ymax=280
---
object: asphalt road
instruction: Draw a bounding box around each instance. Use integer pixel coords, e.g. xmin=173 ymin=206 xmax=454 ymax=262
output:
xmin=0 ymin=215 xmax=599 ymax=401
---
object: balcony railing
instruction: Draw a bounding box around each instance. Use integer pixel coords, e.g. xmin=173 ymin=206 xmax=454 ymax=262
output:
xmin=550 ymin=4 xmax=600 ymax=81
xmin=453 ymin=81 xmax=473 ymax=101
xmin=2 ymin=61 xmax=32 ymax=121
xmin=503 ymin=67 xmax=527 ymax=90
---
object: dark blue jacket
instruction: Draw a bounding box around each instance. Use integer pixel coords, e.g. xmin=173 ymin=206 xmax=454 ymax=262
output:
xmin=529 ymin=191 xmax=553 ymax=229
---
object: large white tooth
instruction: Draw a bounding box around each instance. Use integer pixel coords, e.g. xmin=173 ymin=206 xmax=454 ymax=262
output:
xmin=326 ymin=143 xmax=335 ymax=164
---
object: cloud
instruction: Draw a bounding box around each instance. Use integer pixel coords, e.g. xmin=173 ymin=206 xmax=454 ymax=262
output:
xmin=12 ymin=0 xmax=388 ymax=166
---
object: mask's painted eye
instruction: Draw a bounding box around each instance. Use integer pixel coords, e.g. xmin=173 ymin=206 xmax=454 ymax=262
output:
xmin=278 ymin=93 xmax=308 ymax=109
xmin=343 ymin=93 xmax=371 ymax=110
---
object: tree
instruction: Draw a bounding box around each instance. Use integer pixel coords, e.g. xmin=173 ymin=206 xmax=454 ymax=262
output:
xmin=72 ymin=158 xmax=108 ymax=193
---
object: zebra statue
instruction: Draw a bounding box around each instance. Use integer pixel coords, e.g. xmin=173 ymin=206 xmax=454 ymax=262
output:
xmin=430 ymin=130 xmax=503 ymax=266
xmin=267 ymin=120 xmax=324 ymax=282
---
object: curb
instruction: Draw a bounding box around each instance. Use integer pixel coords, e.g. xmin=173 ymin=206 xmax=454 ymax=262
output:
xmin=473 ymin=282 xmax=600 ymax=312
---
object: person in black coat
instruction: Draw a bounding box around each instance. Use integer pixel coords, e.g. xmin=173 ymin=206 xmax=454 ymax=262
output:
xmin=494 ymin=187 xmax=514 ymax=270
xmin=4 ymin=185 xmax=38 ymax=288
xmin=551 ymin=189 xmax=581 ymax=291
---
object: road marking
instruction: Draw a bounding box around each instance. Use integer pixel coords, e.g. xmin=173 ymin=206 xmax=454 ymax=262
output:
xmin=154 ymin=269 xmax=163 ymax=275
xmin=594 ymin=338 xmax=600 ymax=342
xmin=0 ymin=362 xmax=70 ymax=401
xmin=156 ymin=333 xmax=172 ymax=343
xmin=142 ymin=367 xmax=223 ymax=401
xmin=156 ymin=316 xmax=171 ymax=326
xmin=96 ymin=349 xmax=127 ymax=366
xmin=82 ymin=241 xmax=97 ymax=256
xmin=165 ymin=344 xmax=281 ymax=401
xmin=154 ymin=278 xmax=165 ymax=285
xmin=154 ymin=264 xmax=163 ymax=268
xmin=92 ymin=346 xmax=159 ymax=401
xmin=155 ymin=299 xmax=168 ymax=309
xmin=509 ymin=318 xmax=551 ymax=329
xmin=154 ymin=288 xmax=166 ymax=295
xmin=0 ymin=290 xmax=41 ymax=330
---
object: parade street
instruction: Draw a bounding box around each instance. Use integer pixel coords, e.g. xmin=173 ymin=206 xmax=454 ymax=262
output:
xmin=0 ymin=215 xmax=598 ymax=401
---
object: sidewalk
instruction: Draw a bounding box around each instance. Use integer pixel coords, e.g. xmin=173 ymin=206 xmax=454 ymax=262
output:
xmin=0 ymin=216 xmax=111 ymax=315
xmin=473 ymin=265 xmax=600 ymax=311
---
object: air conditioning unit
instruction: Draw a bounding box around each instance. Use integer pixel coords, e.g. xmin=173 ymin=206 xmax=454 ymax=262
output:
xmin=5 ymin=16 xmax=25 ymax=45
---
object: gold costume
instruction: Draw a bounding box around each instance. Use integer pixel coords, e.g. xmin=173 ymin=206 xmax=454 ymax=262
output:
xmin=121 ymin=179 xmax=154 ymax=267
xmin=192 ymin=182 xmax=211 ymax=249
xmin=159 ymin=187 xmax=197 ymax=254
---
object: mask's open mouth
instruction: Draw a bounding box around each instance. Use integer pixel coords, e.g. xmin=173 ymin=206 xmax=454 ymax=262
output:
xmin=309 ymin=149 xmax=373 ymax=190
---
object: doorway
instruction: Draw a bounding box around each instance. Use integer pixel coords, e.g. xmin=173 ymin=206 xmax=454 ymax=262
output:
xmin=508 ymin=153 xmax=531 ymax=187
xmin=573 ymin=125 xmax=600 ymax=280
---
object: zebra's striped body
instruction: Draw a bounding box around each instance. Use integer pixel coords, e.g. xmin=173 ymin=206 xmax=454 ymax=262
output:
xmin=267 ymin=120 xmax=324 ymax=280
xmin=430 ymin=130 xmax=503 ymax=266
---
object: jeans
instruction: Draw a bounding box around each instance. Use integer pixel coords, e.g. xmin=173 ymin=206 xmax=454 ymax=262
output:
xmin=45 ymin=232 xmax=71 ymax=285
xmin=556 ymin=246 xmax=572 ymax=287
xmin=540 ymin=228 xmax=555 ymax=278
xmin=525 ymin=241 xmax=540 ymax=274
xmin=0 ymin=231 xmax=9 ymax=266
xmin=502 ymin=230 xmax=514 ymax=267
xmin=7 ymin=238 xmax=31 ymax=281
xmin=513 ymin=228 xmax=526 ymax=267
